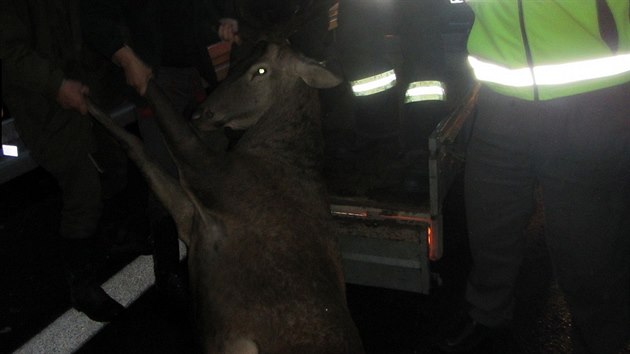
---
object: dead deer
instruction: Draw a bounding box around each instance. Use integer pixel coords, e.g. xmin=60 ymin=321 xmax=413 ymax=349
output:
xmin=86 ymin=41 xmax=364 ymax=354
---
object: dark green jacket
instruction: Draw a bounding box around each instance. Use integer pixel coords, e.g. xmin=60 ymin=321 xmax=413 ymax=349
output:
xmin=0 ymin=0 xmax=101 ymax=167
xmin=1 ymin=0 xmax=84 ymax=104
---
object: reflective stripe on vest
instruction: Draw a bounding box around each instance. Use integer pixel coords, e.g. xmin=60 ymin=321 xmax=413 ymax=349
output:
xmin=350 ymin=69 xmax=397 ymax=96
xmin=468 ymin=54 xmax=630 ymax=87
xmin=404 ymin=81 xmax=447 ymax=103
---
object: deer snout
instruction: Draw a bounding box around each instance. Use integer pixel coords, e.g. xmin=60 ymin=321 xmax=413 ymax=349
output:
xmin=191 ymin=106 xmax=228 ymax=132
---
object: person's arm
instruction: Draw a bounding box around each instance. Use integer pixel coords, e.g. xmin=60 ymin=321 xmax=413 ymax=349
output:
xmin=0 ymin=0 xmax=89 ymax=113
xmin=80 ymin=0 xmax=152 ymax=95
xmin=196 ymin=0 xmax=239 ymax=45
xmin=112 ymin=45 xmax=152 ymax=96
xmin=218 ymin=18 xmax=241 ymax=45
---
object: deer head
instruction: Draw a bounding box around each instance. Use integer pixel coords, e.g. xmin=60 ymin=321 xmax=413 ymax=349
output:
xmin=193 ymin=41 xmax=341 ymax=133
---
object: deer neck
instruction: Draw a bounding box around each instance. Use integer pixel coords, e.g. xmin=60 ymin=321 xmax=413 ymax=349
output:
xmin=237 ymin=88 xmax=323 ymax=176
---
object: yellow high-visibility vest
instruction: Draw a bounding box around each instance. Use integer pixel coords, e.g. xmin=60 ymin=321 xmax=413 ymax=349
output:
xmin=466 ymin=0 xmax=630 ymax=100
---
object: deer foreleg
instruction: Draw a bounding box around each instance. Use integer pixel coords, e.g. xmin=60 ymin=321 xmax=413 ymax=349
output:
xmin=86 ymin=99 xmax=194 ymax=246
xmin=144 ymin=80 xmax=217 ymax=172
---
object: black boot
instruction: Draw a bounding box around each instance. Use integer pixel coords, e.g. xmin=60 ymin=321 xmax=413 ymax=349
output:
xmin=68 ymin=280 xmax=124 ymax=322
xmin=63 ymin=238 xmax=124 ymax=322
xmin=437 ymin=315 xmax=510 ymax=353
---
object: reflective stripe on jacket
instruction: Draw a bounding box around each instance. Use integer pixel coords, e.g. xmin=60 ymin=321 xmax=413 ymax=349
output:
xmin=466 ymin=0 xmax=630 ymax=100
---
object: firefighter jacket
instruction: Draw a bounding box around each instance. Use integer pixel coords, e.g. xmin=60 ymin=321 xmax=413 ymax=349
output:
xmin=466 ymin=0 xmax=630 ymax=100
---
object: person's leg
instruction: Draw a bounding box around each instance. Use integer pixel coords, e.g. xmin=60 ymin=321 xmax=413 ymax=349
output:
xmin=536 ymin=84 xmax=630 ymax=354
xmin=15 ymin=107 xmax=123 ymax=321
xmin=62 ymin=236 xmax=124 ymax=322
xmin=397 ymin=0 xmax=449 ymax=149
xmin=336 ymin=0 xmax=400 ymax=141
xmin=464 ymin=88 xmax=538 ymax=327
xmin=28 ymin=109 xmax=103 ymax=239
xmin=439 ymin=88 xmax=537 ymax=352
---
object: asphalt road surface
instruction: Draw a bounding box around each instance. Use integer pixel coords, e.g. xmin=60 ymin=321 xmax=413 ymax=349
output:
xmin=1 ymin=163 xmax=626 ymax=354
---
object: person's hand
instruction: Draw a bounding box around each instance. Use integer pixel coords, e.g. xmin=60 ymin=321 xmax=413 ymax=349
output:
xmin=113 ymin=46 xmax=153 ymax=96
xmin=218 ymin=18 xmax=241 ymax=45
xmin=56 ymin=79 xmax=90 ymax=114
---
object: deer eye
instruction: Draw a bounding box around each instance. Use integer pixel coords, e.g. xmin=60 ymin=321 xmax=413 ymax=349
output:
xmin=255 ymin=67 xmax=267 ymax=76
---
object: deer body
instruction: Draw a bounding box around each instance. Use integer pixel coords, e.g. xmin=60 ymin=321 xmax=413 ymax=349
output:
xmin=88 ymin=42 xmax=363 ymax=354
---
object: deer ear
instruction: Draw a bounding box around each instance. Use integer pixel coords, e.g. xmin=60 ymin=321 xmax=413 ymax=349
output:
xmin=295 ymin=59 xmax=343 ymax=89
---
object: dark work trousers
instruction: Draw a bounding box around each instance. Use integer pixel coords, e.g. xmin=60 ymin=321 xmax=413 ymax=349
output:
xmin=464 ymin=83 xmax=630 ymax=353
xmin=12 ymin=102 xmax=102 ymax=240
xmin=137 ymin=66 xmax=205 ymax=279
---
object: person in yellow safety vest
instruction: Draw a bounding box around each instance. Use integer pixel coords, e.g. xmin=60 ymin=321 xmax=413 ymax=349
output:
xmin=439 ymin=1 xmax=630 ymax=353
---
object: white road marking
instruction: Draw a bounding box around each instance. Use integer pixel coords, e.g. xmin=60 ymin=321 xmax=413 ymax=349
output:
xmin=13 ymin=240 xmax=187 ymax=354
